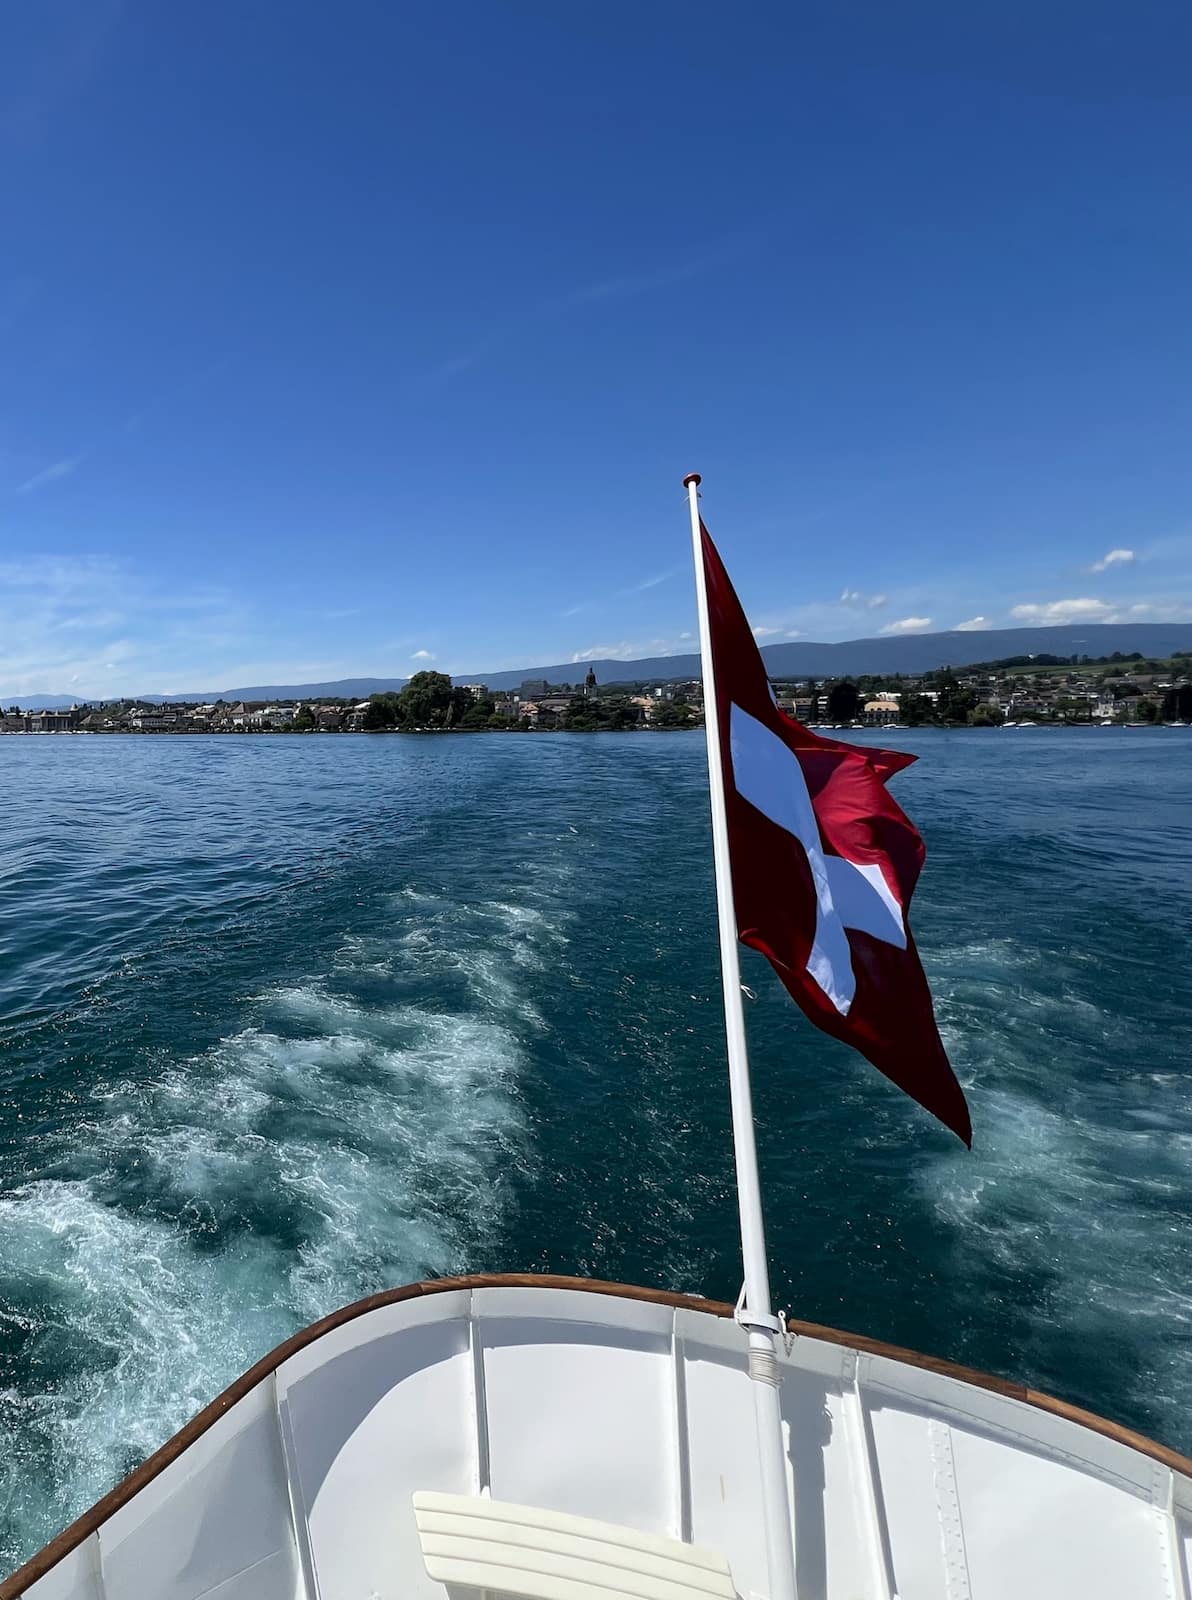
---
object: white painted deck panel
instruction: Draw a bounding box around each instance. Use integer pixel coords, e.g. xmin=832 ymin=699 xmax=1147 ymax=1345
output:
xmin=15 ymin=1286 xmax=1192 ymax=1600
xmin=100 ymin=1378 xmax=298 ymax=1600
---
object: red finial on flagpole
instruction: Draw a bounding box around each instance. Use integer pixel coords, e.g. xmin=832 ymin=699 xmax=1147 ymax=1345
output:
xmin=683 ymin=472 xmax=702 ymax=488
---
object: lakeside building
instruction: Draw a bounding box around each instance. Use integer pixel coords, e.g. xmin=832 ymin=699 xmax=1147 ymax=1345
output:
xmin=863 ymin=697 xmax=901 ymax=725
xmin=3 ymin=657 xmax=1188 ymax=734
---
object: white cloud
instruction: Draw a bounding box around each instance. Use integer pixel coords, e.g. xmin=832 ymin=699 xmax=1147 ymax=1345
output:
xmin=631 ymin=568 xmax=680 ymax=593
xmin=879 ymin=616 xmax=933 ymax=635
xmin=15 ymin=454 xmax=83 ymax=495
xmin=570 ymin=634 xmax=693 ymax=664
xmin=1011 ymin=598 xmax=1111 ymax=624
xmin=410 ymin=648 xmax=435 ymax=661
xmin=953 ymin=616 xmax=992 ymax=631
xmin=1090 ymin=548 xmax=1135 ymax=573
xmin=1011 ymin=595 xmax=1192 ymax=626
xmin=1119 ymin=600 xmax=1192 ymax=621
xmin=840 ymin=588 xmax=888 ymax=609
xmin=571 ymin=643 xmax=638 ymax=662
xmin=752 ymin=625 xmax=780 ymax=639
xmin=0 ymin=556 xmax=259 ymax=699
xmin=867 ymin=593 xmax=887 ymax=609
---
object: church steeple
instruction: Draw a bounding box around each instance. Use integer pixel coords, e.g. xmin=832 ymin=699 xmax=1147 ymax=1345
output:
xmin=584 ymin=667 xmax=597 ymax=698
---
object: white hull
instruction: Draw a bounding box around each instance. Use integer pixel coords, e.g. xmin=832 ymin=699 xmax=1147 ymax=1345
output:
xmin=6 ymin=1277 xmax=1191 ymax=1600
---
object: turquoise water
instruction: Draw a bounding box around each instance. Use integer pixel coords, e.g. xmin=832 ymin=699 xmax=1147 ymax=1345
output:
xmin=1 ymin=728 xmax=1191 ymax=1570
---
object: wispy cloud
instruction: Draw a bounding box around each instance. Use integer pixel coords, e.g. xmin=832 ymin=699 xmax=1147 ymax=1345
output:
xmin=0 ymin=551 xmax=439 ymax=700
xmin=630 ymin=568 xmax=681 ymax=593
xmin=752 ymin=625 xmax=781 ymax=639
xmin=2 ymin=1 xmax=124 ymax=147
xmin=427 ymin=236 xmax=760 ymax=388
xmin=410 ymin=648 xmax=435 ymax=661
xmin=1012 ymin=596 xmax=1192 ymax=625
xmin=840 ymin=588 xmax=888 ymax=609
xmin=1122 ymin=600 xmax=1192 ymax=620
xmin=0 ymin=555 xmax=278 ymax=700
xmin=879 ymin=616 xmax=933 ymax=635
xmin=1090 ymin=547 xmax=1136 ymax=573
xmin=16 ymin=454 xmax=83 ymax=495
xmin=558 ymin=566 xmax=681 ymax=623
xmin=953 ymin=616 xmax=992 ymax=631
xmin=556 ymin=239 xmax=758 ymax=312
xmin=571 ymin=643 xmax=640 ymax=663
xmin=1011 ymin=598 xmax=1111 ymax=624
xmin=13 ymin=357 xmax=230 ymax=497
xmin=569 ymin=632 xmax=696 ymax=664
xmin=425 ymin=340 xmax=505 ymax=386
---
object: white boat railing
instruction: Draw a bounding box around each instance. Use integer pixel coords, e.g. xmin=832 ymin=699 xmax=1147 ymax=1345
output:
xmin=4 ymin=1275 xmax=1191 ymax=1600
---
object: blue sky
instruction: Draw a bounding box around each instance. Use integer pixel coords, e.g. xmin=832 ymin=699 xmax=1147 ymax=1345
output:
xmin=3 ymin=1 xmax=1191 ymax=697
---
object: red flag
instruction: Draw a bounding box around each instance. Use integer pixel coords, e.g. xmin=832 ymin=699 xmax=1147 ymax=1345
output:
xmin=702 ymin=521 xmax=972 ymax=1146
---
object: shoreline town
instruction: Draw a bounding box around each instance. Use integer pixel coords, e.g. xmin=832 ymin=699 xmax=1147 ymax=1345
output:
xmin=4 ymin=654 xmax=1191 ymax=735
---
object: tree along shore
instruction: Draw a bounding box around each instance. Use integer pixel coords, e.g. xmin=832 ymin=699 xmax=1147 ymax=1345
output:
xmin=360 ymin=673 xmax=697 ymax=732
xmin=8 ymin=659 xmax=1191 ymax=735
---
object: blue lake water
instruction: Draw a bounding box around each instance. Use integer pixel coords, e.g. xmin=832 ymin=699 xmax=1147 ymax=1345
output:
xmin=1 ymin=727 xmax=1191 ymax=1571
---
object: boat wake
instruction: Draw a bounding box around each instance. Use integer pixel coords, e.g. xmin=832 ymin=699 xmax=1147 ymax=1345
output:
xmin=3 ymin=733 xmax=1191 ymax=1575
xmin=0 ymin=888 xmax=550 ymax=1572
xmin=923 ymin=932 xmax=1192 ymax=1438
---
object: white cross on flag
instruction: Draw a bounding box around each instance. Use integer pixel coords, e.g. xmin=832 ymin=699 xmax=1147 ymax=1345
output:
xmin=702 ymin=519 xmax=971 ymax=1145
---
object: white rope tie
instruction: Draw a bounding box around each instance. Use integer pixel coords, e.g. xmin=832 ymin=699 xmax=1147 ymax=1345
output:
xmin=748 ymin=1344 xmax=781 ymax=1386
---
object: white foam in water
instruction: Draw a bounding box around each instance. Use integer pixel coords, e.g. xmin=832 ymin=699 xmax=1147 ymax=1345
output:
xmin=0 ymin=887 xmax=564 ymax=1571
xmin=0 ymin=1178 xmax=291 ymax=1556
xmin=923 ymin=942 xmax=1192 ymax=1430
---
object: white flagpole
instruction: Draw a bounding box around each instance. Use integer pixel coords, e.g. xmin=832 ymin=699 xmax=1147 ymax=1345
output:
xmin=685 ymin=472 xmax=797 ymax=1600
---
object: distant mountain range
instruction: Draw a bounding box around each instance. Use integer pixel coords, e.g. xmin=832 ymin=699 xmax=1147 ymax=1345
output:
xmin=15 ymin=678 xmax=416 ymax=711
xmin=472 ymin=621 xmax=1192 ymax=690
xmin=13 ymin=621 xmax=1192 ymax=709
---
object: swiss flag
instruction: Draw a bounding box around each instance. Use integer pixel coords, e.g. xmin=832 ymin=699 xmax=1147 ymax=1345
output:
xmin=702 ymin=520 xmax=972 ymax=1146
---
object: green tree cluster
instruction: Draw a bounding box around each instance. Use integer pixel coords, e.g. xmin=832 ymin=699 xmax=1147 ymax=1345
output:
xmin=563 ymin=696 xmax=640 ymax=731
xmin=969 ymin=703 xmax=1004 ymax=726
xmin=934 ymin=670 xmax=977 ymax=724
xmin=825 ymin=681 xmax=860 ymax=722
xmin=363 ymin=672 xmax=475 ymax=730
xmin=458 ymin=694 xmax=497 ymax=729
xmin=649 ymin=700 xmax=694 ymax=729
xmin=362 ymin=692 xmax=403 ymax=730
xmin=898 ymin=687 xmax=933 ymax=725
